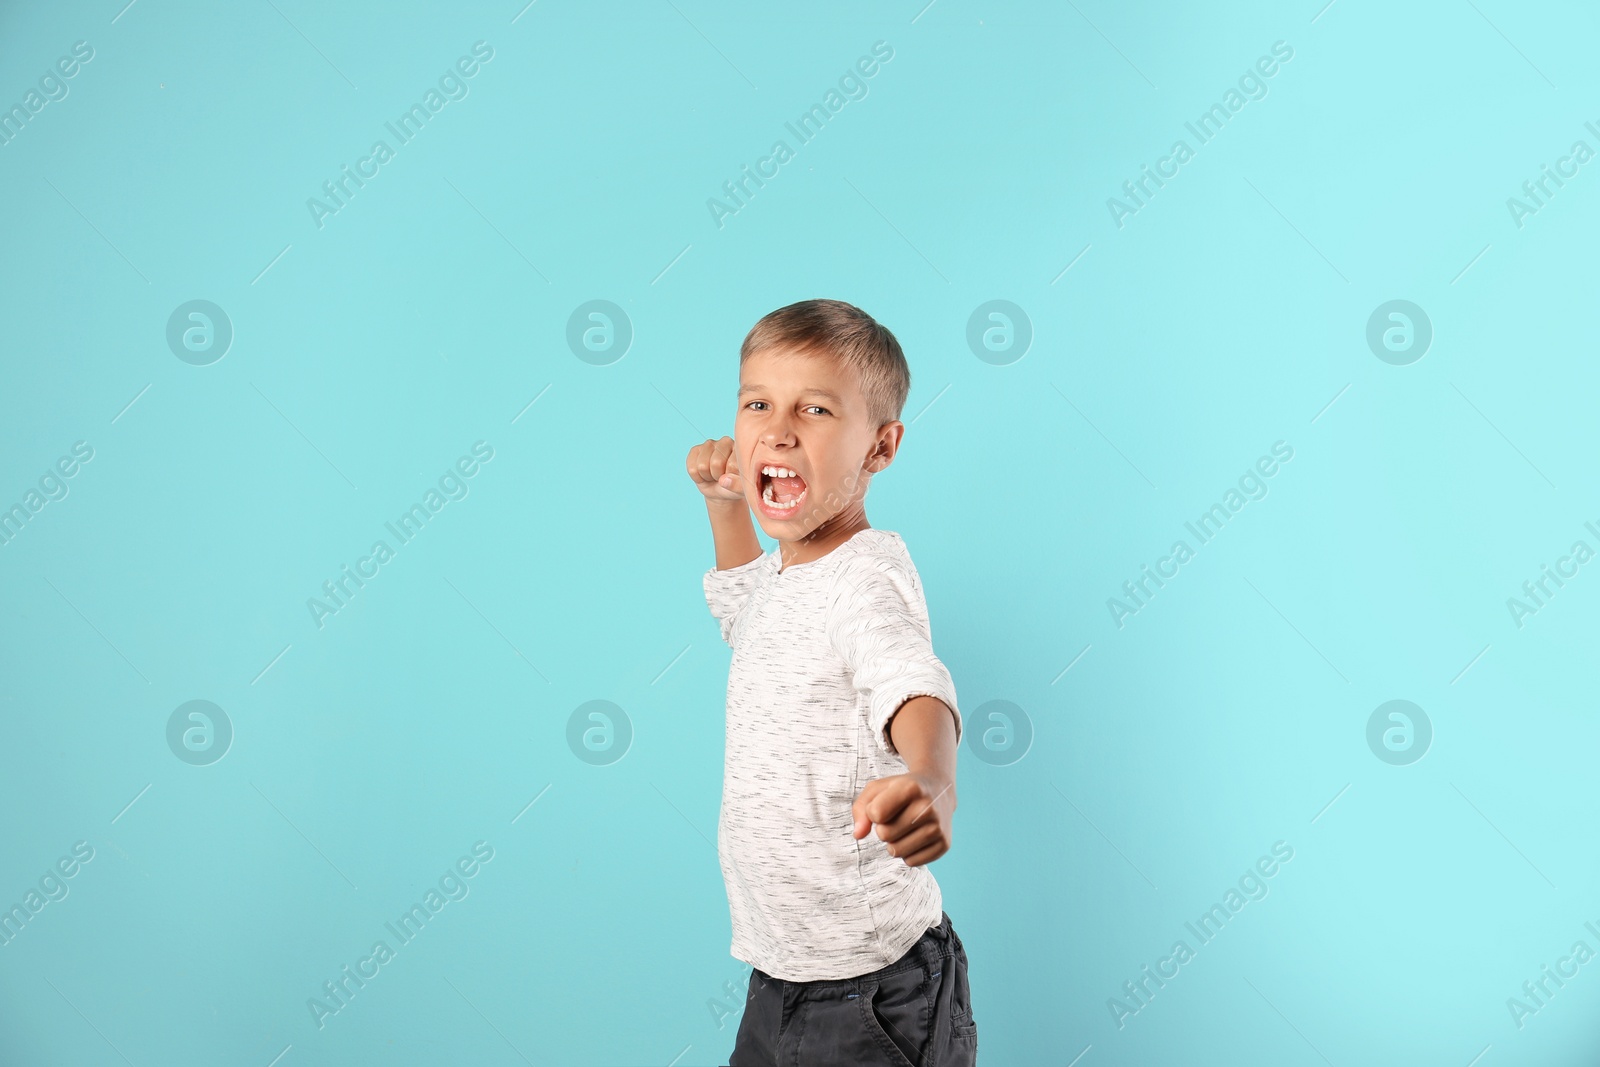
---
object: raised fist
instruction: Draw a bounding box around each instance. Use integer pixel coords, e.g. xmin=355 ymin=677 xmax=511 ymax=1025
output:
xmin=686 ymin=436 xmax=747 ymax=503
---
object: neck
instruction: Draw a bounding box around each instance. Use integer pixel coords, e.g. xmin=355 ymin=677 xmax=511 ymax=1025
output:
xmin=778 ymin=508 xmax=871 ymax=571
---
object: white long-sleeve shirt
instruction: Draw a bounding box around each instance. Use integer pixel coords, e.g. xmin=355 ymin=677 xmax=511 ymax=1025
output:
xmin=702 ymin=527 xmax=962 ymax=981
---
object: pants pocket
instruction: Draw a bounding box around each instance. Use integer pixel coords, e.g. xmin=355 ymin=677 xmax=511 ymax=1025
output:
xmin=949 ymin=943 xmax=974 ymax=1027
xmin=859 ymin=972 xmax=930 ymax=1067
xmin=939 ymin=941 xmax=978 ymax=1064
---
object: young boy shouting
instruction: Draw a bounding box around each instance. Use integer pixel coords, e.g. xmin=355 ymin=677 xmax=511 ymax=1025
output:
xmin=686 ymin=299 xmax=977 ymax=1065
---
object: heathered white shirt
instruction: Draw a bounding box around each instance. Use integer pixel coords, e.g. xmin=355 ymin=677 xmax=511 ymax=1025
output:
xmin=703 ymin=527 xmax=962 ymax=981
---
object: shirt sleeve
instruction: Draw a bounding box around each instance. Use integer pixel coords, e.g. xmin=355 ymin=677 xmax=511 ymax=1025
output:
xmin=703 ymin=554 xmax=767 ymax=648
xmin=825 ymin=551 xmax=961 ymax=759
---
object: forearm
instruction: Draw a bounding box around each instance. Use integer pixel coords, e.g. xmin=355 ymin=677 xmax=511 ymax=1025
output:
xmin=887 ymin=696 xmax=959 ymax=799
xmin=707 ymin=499 xmax=762 ymax=571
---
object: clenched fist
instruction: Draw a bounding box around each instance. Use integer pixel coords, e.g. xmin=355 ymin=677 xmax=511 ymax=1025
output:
xmin=852 ymin=773 xmax=956 ymax=868
xmin=686 ymin=436 xmax=748 ymax=504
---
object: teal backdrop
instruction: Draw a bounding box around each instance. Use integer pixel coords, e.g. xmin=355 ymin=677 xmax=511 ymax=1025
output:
xmin=2 ymin=1 xmax=1598 ymax=1064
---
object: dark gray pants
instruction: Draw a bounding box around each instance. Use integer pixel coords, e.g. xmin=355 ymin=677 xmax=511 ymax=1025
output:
xmin=729 ymin=911 xmax=977 ymax=1067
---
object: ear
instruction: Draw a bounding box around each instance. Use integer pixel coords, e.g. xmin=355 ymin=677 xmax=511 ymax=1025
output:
xmin=868 ymin=420 xmax=905 ymax=473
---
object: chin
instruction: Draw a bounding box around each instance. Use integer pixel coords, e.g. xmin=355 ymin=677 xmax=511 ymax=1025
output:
xmin=755 ymin=513 xmax=807 ymax=538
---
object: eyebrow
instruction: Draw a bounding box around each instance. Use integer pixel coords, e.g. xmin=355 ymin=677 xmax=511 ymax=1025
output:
xmin=738 ymin=384 xmax=845 ymax=403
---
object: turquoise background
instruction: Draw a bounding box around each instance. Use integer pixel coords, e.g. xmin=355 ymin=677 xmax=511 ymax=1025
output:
xmin=2 ymin=0 xmax=1598 ymax=1063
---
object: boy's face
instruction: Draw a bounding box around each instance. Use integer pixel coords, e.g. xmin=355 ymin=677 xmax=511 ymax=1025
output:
xmin=734 ymin=346 xmax=900 ymax=539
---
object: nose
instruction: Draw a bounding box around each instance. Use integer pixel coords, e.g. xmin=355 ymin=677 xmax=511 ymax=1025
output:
xmin=761 ymin=411 xmax=797 ymax=447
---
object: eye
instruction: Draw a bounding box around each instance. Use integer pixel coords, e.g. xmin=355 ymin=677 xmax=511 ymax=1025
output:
xmin=806 ymin=406 xmax=830 ymax=415
xmin=744 ymin=401 xmax=767 ymax=411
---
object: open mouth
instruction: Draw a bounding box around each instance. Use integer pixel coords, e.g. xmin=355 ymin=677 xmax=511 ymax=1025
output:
xmin=757 ymin=463 xmax=808 ymax=514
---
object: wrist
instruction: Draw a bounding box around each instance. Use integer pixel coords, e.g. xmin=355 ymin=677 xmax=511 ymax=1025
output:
xmin=909 ymin=769 xmax=956 ymax=806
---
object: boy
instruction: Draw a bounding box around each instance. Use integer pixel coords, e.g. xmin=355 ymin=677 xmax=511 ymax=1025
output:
xmin=685 ymin=299 xmax=978 ymax=1066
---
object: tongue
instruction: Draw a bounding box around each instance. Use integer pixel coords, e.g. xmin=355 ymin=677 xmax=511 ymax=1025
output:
xmin=771 ymin=475 xmax=805 ymax=503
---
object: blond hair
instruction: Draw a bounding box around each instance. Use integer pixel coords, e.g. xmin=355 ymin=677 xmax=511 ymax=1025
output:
xmin=739 ymin=298 xmax=910 ymax=429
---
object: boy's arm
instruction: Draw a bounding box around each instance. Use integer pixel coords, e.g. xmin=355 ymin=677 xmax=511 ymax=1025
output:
xmin=853 ymin=696 xmax=960 ymax=867
xmin=702 ymin=500 xmax=765 ymax=647
xmin=707 ymin=498 xmax=762 ymax=571
xmin=687 ymin=436 xmax=761 ymax=570
xmin=886 ymin=696 xmax=959 ymax=802
xmin=828 ymin=555 xmax=963 ymax=867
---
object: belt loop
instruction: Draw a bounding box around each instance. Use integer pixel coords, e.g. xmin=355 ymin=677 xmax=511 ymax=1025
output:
xmin=918 ymin=916 xmax=947 ymax=968
xmin=917 ymin=932 xmax=940 ymax=971
xmin=779 ymin=976 xmax=804 ymax=1039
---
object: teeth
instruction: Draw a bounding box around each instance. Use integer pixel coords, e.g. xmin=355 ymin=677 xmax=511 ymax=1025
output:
xmin=759 ymin=464 xmax=805 ymax=513
xmin=762 ymin=483 xmax=804 ymax=511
